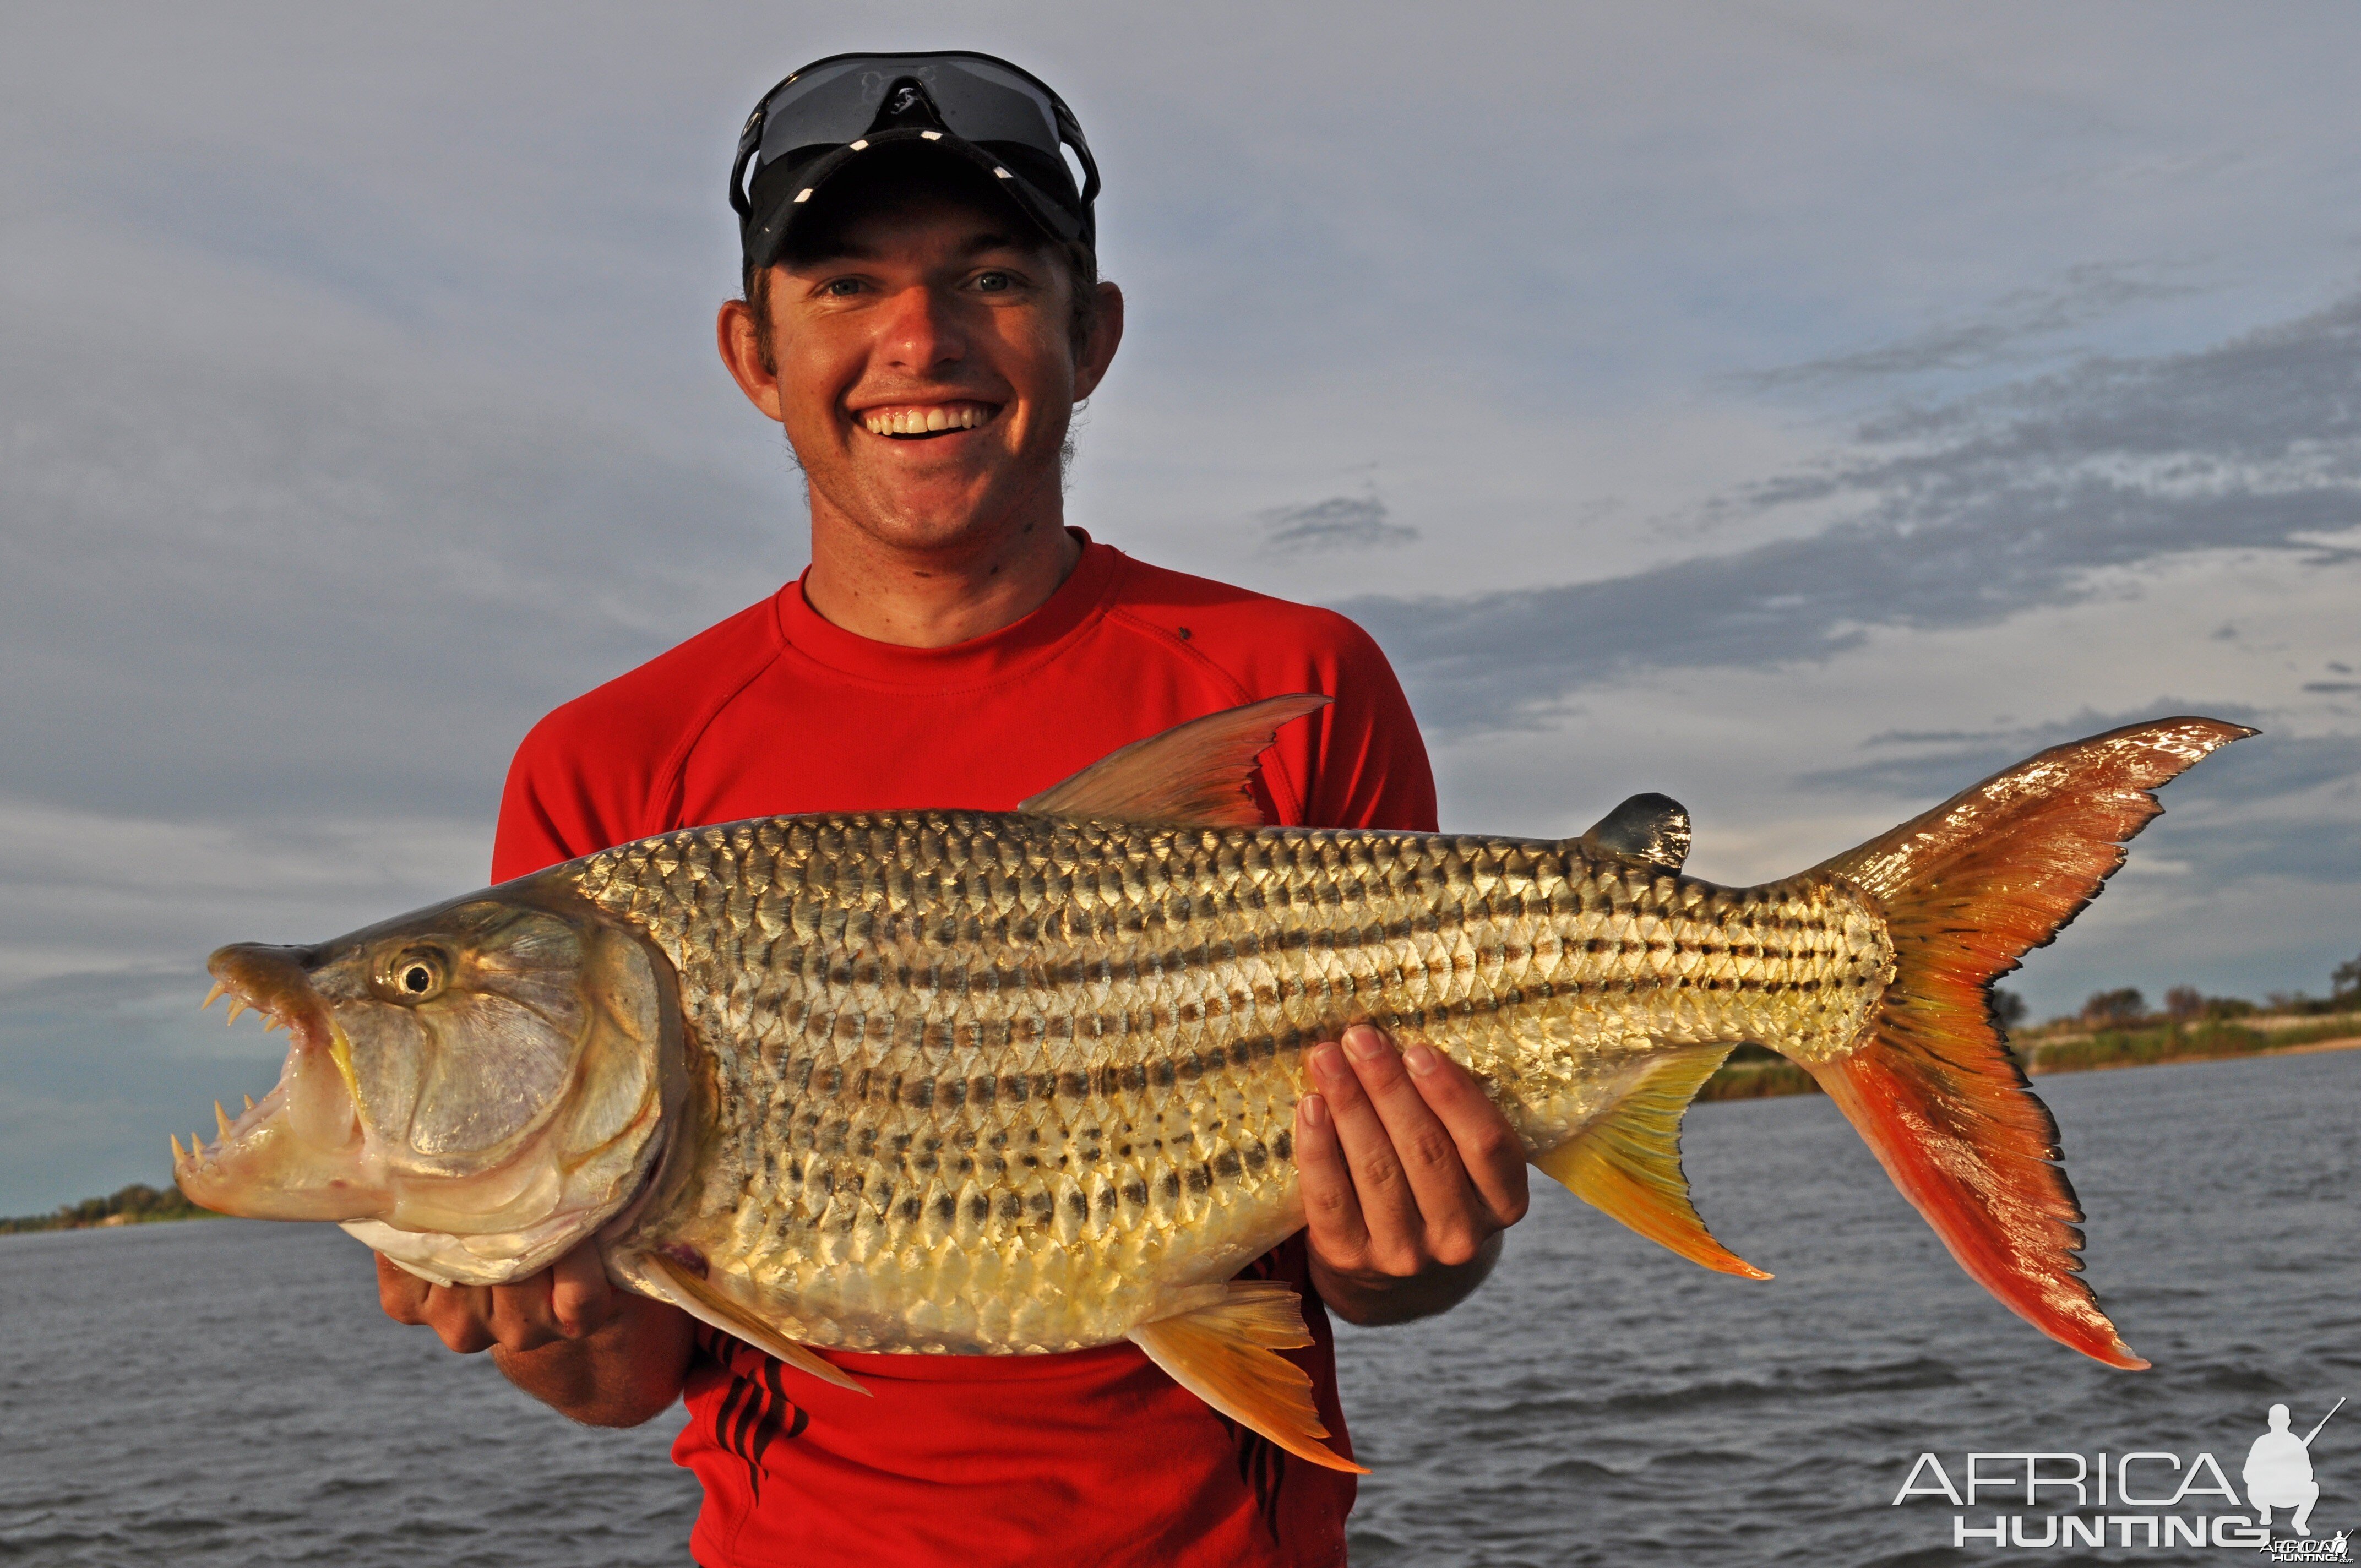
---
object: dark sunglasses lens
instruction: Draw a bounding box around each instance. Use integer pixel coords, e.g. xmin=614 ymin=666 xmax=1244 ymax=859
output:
xmin=922 ymin=59 xmax=1062 ymax=148
xmin=759 ymin=60 xmax=895 ymax=153
xmin=760 ymin=57 xmax=1063 ymax=166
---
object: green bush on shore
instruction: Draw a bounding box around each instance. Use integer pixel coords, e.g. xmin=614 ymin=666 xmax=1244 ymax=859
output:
xmin=0 ymin=1182 xmax=215 ymax=1234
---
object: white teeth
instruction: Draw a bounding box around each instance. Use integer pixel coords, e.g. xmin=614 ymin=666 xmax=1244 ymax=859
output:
xmin=863 ymin=405 xmax=988 ymax=435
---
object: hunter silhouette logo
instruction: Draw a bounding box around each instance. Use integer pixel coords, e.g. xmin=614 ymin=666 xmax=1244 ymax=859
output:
xmin=2248 ymin=1400 xmax=2341 ymax=1543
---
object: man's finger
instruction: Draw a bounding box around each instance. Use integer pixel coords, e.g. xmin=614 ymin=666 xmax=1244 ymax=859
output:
xmin=377 ymin=1253 xmax=432 ymax=1325
xmin=1294 ymin=1077 xmax=1370 ymax=1268
xmin=1308 ymin=1037 xmax=1424 ymax=1268
xmin=1399 ymin=1042 xmax=1531 ymax=1226
xmin=428 ymin=1286 xmax=497 ymax=1354
xmin=549 ymin=1242 xmax=614 ymax=1339
xmin=482 ymin=1276 xmax=546 ymax=1351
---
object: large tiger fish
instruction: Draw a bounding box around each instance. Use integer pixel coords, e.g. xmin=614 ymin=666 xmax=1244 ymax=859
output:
xmin=173 ymin=697 xmax=2248 ymax=1469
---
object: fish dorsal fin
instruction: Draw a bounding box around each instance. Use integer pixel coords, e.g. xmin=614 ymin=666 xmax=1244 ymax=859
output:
xmin=640 ymin=1253 xmax=868 ymax=1395
xmin=1533 ymin=1046 xmax=1770 ymax=1280
xmin=1019 ymin=694 xmax=1332 ymax=826
xmin=1579 ymin=792 xmax=1691 ymax=872
xmin=1128 ymin=1281 xmax=1368 ymax=1474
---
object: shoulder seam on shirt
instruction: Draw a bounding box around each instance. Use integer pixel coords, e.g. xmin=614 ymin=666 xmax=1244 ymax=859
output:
xmin=1103 ymin=606 xmax=1257 ymax=704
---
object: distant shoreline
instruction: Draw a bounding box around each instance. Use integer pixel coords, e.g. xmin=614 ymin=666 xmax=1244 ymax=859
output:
xmin=0 ymin=1182 xmax=221 ymax=1236
xmin=2032 ymin=1033 xmax=2360 ymax=1075
xmin=1701 ymin=1015 xmax=2361 ymax=1103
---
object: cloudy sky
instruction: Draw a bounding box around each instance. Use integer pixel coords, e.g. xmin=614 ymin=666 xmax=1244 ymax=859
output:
xmin=4 ymin=2 xmax=2357 ymax=1212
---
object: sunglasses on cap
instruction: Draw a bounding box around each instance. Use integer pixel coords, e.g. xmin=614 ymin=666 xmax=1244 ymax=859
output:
xmin=732 ymin=52 xmax=1101 ymax=282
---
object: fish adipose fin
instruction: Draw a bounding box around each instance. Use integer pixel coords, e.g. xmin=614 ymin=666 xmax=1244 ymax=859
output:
xmin=641 ymin=1253 xmax=868 ymax=1395
xmin=1580 ymin=792 xmax=1692 ymax=872
xmin=1802 ymin=716 xmax=2255 ymax=1371
xmin=1128 ymin=1281 xmax=1368 ymax=1474
xmin=1020 ymin=694 xmax=1331 ymax=827
xmin=1534 ymin=1046 xmax=1770 ymax=1280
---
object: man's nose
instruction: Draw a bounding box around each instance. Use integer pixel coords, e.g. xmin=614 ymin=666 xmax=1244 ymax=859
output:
xmin=877 ymin=282 xmax=966 ymax=372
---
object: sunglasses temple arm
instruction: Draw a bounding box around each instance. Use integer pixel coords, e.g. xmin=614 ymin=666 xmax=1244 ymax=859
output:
xmin=729 ymin=106 xmax=766 ymax=222
xmin=1058 ymin=106 xmax=1102 ymax=206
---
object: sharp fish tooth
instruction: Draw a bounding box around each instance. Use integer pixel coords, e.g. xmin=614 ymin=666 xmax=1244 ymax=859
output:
xmin=244 ymin=1094 xmax=256 ymax=1113
xmin=170 ymin=1134 xmax=186 ymax=1163
xmin=201 ymin=981 xmax=226 ymax=1011
xmin=225 ymin=999 xmax=246 ymax=1025
xmin=216 ymin=1102 xmax=234 ymax=1140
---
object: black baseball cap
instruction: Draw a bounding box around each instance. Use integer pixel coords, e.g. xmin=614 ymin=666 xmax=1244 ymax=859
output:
xmin=732 ymin=52 xmax=1100 ymax=287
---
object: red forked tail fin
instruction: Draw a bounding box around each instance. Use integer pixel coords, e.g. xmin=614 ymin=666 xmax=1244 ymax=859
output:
xmin=1801 ymin=716 xmax=2253 ymax=1370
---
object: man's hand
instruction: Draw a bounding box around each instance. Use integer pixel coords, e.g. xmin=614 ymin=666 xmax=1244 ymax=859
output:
xmin=1296 ymin=1024 xmax=1531 ymax=1325
xmin=375 ymin=1239 xmax=694 ymax=1426
xmin=376 ymin=1239 xmax=619 ymax=1354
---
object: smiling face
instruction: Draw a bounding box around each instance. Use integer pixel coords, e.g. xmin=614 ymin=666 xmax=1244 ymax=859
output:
xmin=720 ymin=156 xmax=1120 ymax=564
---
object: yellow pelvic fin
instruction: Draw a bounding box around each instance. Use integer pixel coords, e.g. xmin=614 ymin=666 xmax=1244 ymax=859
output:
xmin=1534 ymin=1046 xmax=1771 ymax=1281
xmin=1128 ymin=1281 xmax=1368 ymax=1474
xmin=1018 ymin=694 xmax=1330 ymax=827
xmin=642 ymin=1254 xmax=867 ymax=1395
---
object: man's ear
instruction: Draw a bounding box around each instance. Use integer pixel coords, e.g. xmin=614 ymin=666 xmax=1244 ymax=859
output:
xmin=717 ymin=294 xmax=787 ymax=424
xmin=1074 ymin=281 xmax=1124 ymax=401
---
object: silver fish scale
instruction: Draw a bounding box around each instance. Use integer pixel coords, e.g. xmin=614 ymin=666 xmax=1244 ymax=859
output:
xmin=570 ymin=813 xmax=1892 ymax=1353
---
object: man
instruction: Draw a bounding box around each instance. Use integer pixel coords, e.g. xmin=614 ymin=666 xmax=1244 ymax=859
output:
xmin=378 ymin=52 xmax=1528 ymax=1565
xmin=2244 ymin=1402 xmax=2326 ymax=1536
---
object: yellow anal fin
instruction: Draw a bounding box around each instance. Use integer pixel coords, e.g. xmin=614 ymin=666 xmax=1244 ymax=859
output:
xmin=1535 ymin=1046 xmax=1771 ymax=1281
xmin=1128 ymin=1282 xmax=1368 ymax=1474
xmin=643 ymin=1254 xmax=867 ymax=1395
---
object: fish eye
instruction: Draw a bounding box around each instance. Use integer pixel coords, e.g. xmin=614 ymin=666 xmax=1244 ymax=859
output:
xmin=377 ymin=949 xmax=448 ymax=1004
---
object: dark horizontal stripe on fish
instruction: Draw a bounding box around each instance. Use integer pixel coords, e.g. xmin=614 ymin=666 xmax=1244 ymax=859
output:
xmin=761 ymin=1032 xmax=1313 ymax=1112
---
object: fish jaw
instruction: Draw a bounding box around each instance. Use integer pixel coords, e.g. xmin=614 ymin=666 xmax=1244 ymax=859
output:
xmin=175 ymin=890 xmax=680 ymax=1284
xmin=175 ymin=943 xmax=388 ymax=1222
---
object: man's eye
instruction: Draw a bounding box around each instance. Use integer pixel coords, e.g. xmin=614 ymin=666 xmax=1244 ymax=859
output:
xmin=973 ymin=271 xmax=1014 ymax=294
xmin=825 ymin=278 xmax=864 ymax=297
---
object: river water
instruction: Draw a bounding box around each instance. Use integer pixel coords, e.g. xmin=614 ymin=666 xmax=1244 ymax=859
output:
xmin=2 ymin=1049 xmax=2352 ymax=1566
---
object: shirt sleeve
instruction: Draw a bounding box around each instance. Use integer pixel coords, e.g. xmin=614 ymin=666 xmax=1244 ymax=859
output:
xmin=1304 ymin=619 xmax=1437 ymax=834
xmin=490 ymin=733 xmax=584 ymax=883
xmin=1259 ymin=610 xmax=1438 ymax=835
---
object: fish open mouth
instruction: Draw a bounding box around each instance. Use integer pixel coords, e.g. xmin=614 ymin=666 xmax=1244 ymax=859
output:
xmin=172 ymin=944 xmax=375 ymax=1222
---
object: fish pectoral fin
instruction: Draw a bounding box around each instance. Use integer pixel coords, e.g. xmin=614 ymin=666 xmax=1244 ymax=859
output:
xmin=1534 ymin=1046 xmax=1770 ymax=1281
xmin=1018 ymin=694 xmax=1331 ymax=827
xmin=640 ymin=1254 xmax=867 ymax=1395
xmin=1128 ymin=1281 xmax=1368 ymax=1475
xmin=1578 ymin=793 xmax=1691 ymax=872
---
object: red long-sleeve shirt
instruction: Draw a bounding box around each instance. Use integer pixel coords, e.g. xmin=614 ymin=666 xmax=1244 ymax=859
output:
xmin=493 ymin=536 xmax=1437 ymax=1567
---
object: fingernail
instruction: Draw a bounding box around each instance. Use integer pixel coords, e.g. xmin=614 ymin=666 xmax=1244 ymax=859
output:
xmin=1300 ymin=1094 xmax=1329 ymax=1130
xmin=1343 ymin=1026 xmax=1385 ymax=1062
xmin=1310 ymin=1043 xmax=1344 ymax=1080
xmin=1404 ymin=1044 xmax=1439 ymax=1077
